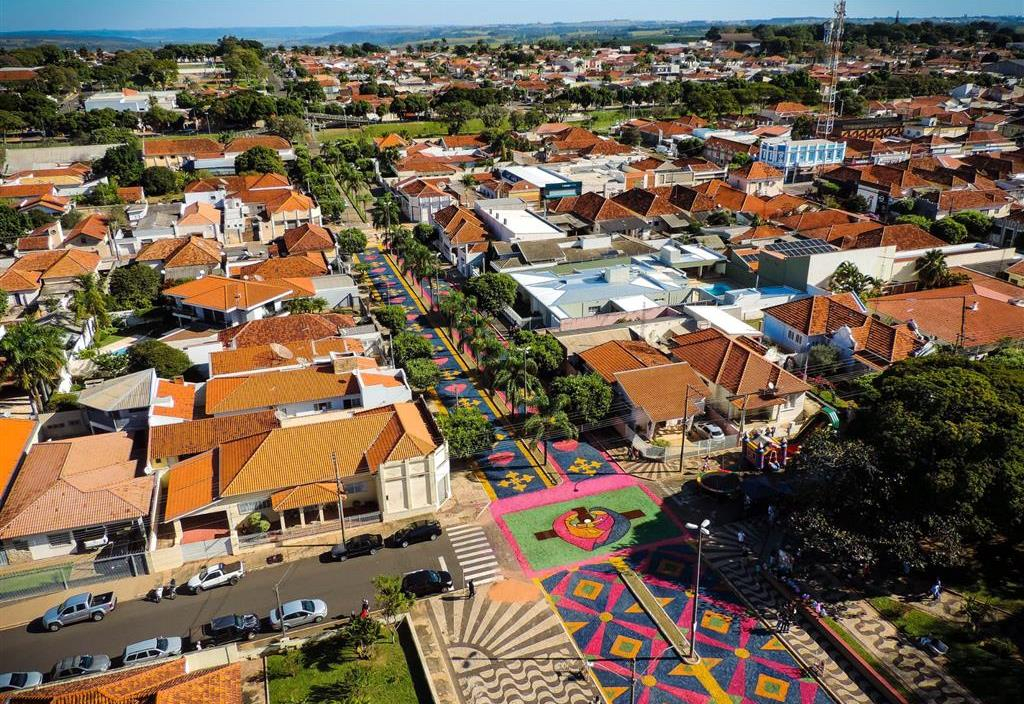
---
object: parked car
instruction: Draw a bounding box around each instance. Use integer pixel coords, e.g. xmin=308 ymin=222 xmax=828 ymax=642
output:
xmin=695 ymin=421 xmax=725 ymax=441
xmin=390 ymin=520 xmax=442 ymax=548
xmin=269 ymin=599 xmax=328 ymax=631
xmin=331 ymin=534 xmax=384 ymax=561
xmin=186 ymin=561 xmax=244 ymax=593
xmin=0 ymin=672 xmax=43 ymax=692
xmin=189 ymin=614 xmax=260 ymax=649
xmin=51 ymin=654 xmax=111 ymax=681
xmin=401 ymin=569 xmax=453 ymax=598
xmin=42 ymin=592 xmax=117 ymax=632
xmin=122 ymin=636 xmax=183 ymax=665
xmin=918 ymin=636 xmax=949 ymax=657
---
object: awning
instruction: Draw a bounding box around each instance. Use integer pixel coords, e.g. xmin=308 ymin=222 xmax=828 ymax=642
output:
xmin=271 ymin=482 xmax=340 ymax=511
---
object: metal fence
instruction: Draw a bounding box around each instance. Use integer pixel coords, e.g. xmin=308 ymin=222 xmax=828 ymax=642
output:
xmin=0 ymin=553 xmax=147 ymax=604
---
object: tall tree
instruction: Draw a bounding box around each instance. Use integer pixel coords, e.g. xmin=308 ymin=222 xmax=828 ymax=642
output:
xmin=72 ymin=273 xmax=110 ymax=328
xmin=523 ymin=404 xmax=578 ymax=464
xmin=491 ymin=346 xmax=544 ymax=419
xmin=372 ymin=193 xmax=401 ymax=234
xmin=0 ymin=319 xmax=67 ymax=413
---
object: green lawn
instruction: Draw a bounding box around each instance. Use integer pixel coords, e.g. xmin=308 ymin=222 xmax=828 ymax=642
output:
xmin=0 ymin=564 xmax=73 ymax=598
xmin=267 ymin=639 xmax=418 ymax=704
xmin=586 ymin=109 xmax=629 ymax=134
xmin=868 ymin=597 xmax=1024 ymax=704
xmin=502 ymin=486 xmax=676 ymax=571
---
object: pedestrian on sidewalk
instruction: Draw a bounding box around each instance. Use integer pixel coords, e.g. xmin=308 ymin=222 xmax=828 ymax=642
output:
xmin=930 ymin=578 xmax=942 ymax=602
xmin=467 ymin=579 xmax=475 ymax=599
xmin=360 ymin=598 xmax=369 ymax=619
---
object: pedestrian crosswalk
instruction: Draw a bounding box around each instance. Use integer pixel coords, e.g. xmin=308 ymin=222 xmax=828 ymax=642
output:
xmin=447 ymin=524 xmax=501 ymax=587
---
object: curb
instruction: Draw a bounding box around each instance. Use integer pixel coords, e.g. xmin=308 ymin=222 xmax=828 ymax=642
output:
xmin=403 ymin=611 xmax=442 ymax=704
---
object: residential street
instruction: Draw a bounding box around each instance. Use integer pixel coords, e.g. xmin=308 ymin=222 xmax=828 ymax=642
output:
xmin=0 ymin=535 xmax=460 ymax=674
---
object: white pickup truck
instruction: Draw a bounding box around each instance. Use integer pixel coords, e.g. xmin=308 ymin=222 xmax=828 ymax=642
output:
xmin=186 ymin=561 xmax=244 ymax=593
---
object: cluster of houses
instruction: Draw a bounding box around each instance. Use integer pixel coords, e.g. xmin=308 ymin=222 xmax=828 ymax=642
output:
xmin=2 ymin=32 xmax=1024 ymax=577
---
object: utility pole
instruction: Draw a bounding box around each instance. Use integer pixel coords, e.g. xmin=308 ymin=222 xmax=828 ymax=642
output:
xmin=678 ymin=384 xmax=691 ymax=475
xmin=332 ymin=452 xmax=347 ymax=544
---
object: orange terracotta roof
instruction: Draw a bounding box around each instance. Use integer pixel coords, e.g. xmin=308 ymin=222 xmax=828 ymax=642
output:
xmin=0 ymin=432 xmax=150 ymax=540
xmin=10 ymin=248 xmax=100 ymax=280
xmin=764 ymin=293 xmax=866 ymax=336
xmin=0 ymin=267 xmax=42 ymax=292
xmin=209 ymin=337 xmax=365 ymax=376
xmin=868 ymin=284 xmax=1024 ymax=348
xmin=217 ymin=402 xmax=438 ymax=497
xmin=776 ymin=209 xmax=863 ymax=231
xmin=264 ymin=190 xmax=315 ymax=215
xmin=136 ymin=236 xmax=222 ymax=268
xmin=236 ymin=254 xmax=326 ymax=279
xmin=0 ymin=418 xmax=35 ymax=499
xmin=144 ymin=137 xmax=222 ymax=157
xmin=163 ymin=451 xmax=216 ymax=520
xmin=225 ymin=135 xmax=291 ymax=153
xmin=270 ymin=482 xmax=338 ymax=511
xmin=611 ymin=188 xmax=684 ymax=218
xmin=204 ymin=365 xmax=367 ymax=415
xmin=282 ymin=222 xmax=334 ymax=254
xmin=732 ymin=161 xmax=784 ymax=181
xmin=615 ymin=362 xmax=710 ymax=422
xmin=65 ymin=212 xmax=109 ymax=243
xmin=218 ymin=313 xmax=358 ymax=348
xmin=117 ymin=186 xmax=145 ymax=203
xmin=153 ymin=379 xmax=196 ymax=420
xmin=670 ymin=328 xmax=810 ymax=407
xmin=163 ymin=275 xmax=292 ymax=312
xmin=178 ymin=201 xmax=220 ymax=226
xmin=149 ymin=411 xmax=280 ymax=461
xmin=0 ymin=183 xmax=54 ymax=199
xmin=578 ymin=340 xmax=672 ymax=383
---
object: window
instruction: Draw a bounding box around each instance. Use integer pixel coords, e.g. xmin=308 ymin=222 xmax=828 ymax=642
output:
xmin=47 ymin=532 xmax=72 ymax=547
xmin=314 ymin=401 xmax=331 ymax=412
xmin=237 ymin=498 xmax=270 ymax=514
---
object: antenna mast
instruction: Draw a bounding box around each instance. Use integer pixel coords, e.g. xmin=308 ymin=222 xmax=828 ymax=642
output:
xmin=816 ymin=0 xmax=847 ymax=138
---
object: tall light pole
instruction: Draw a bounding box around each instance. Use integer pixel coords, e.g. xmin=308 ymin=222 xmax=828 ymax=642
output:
xmin=685 ymin=519 xmax=711 ymax=661
xmin=678 ymin=384 xmax=691 ymax=475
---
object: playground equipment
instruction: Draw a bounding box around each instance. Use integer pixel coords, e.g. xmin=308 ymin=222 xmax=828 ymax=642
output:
xmin=742 ymin=408 xmax=840 ymax=471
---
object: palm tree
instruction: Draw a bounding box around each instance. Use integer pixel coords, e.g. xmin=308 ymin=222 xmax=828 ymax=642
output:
xmin=0 ymin=319 xmax=67 ymax=414
xmin=915 ymin=249 xmax=949 ymax=290
xmin=373 ymin=193 xmax=401 ymax=235
xmin=72 ymin=273 xmax=110 ymax=329
xmin=830 ymin=261 xmax=878 ymax=295
xmin=492 ymin=347 xmax=544 ymax=419
xmin=440 ymin=291 xmax=472 ymax=337
xmin=523 ymin=404 xmax=578 ymax=465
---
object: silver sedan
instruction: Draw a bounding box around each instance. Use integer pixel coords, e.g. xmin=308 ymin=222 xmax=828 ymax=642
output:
xmin=269 ymin=598 xmax=328 ymax=631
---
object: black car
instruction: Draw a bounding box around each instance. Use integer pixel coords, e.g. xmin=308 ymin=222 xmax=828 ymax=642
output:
xmin=189 ymin=613 xmax=259 ymax=648
xmin=330 ymin=533 xmax=384 ymax=561
xmin=401 ymin=569 xmax=453 ymax=598
xmin=390 ymin=520 xmax=442 ymax=548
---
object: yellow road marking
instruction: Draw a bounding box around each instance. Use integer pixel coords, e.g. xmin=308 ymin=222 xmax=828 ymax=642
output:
xmin=377 ymin=250 xmax=553 ymax=491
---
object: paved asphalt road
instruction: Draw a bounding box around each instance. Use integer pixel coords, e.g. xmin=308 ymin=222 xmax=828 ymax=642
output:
xmin=0 ymin=535 xmax=462 ymax=675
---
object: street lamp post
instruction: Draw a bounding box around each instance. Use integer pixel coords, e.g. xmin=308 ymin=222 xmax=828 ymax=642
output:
xmin=678 ymin=384 xmax=691 ymax=475
xmin=685 ymin=519 xmax=711 ymax=660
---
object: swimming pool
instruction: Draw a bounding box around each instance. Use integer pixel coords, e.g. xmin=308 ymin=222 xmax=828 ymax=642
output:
xmin=702 ymin=282 xmax=734 ymax=297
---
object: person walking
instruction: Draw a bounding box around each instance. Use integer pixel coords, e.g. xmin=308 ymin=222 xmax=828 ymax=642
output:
xmin=360 ymin=598 xmax=369 ymax=619
xmin=930 ymin=579 xmax=942 ymax=602
xmin=467 ymin=579 xmax=476 ymax=599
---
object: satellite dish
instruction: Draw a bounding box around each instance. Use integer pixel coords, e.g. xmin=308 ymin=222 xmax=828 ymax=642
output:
xmin=269 ymin=343 xmax=293 ymax=359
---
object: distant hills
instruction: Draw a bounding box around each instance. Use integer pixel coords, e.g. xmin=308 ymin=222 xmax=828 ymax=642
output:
xmin=1 ymin=16 xmax=1022 ymax=50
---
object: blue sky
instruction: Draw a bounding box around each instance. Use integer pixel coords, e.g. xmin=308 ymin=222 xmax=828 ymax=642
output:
xmin=1 ymin=0 xmax=1020 ymax=31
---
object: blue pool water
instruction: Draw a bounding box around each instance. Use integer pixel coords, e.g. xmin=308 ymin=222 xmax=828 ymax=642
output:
xmin=702 ymin=282 xmax=734 ymax=297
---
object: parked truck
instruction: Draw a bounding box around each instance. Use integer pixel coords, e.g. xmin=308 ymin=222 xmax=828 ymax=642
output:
xmin=42 ymin=592 xmax=117 ymax=632
xmin=185 ymin=561 xmax=244 ymax=593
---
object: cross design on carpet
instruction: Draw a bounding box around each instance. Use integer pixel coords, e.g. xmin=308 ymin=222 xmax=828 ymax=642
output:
xmin=457 ymin=398 xmax=482 ymax=409
xmin=440 ymin=369 xmax=460 ymax=381
xmin=568 ymin=457 xmax=603 ymax=476
xmin=497 ymin=470 xmax=535 ymax=492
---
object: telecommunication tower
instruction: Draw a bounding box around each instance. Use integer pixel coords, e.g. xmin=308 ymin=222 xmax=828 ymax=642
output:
xmin=816 ymin=0 xmax=847 ymax=138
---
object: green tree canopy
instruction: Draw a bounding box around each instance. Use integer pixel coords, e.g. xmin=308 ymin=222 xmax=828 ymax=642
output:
xmin=391 ymin=330 xmax=433 ymax=365
xmin=235 ymin=145 xmax=285 ymax=175
xmin=512 ymin=329 xmax=564 ymax=378
xmin=335 ymin=227 xmax=367 ymax=256
xmin=402 ymin=357 xmax=441 ymax=392
xmin=464 ymin=273 xmax=517 ymax=316
xmin=109 ymin=263 xmax=161 ymax=310
xmin=373 ymin=304 xmax=407 ymax=332
xmin=437 ymin=404 xmax=496 ymax=459
xmin=128 ymin=339 xmax=191 ymax=378
xmin=550 ymin=373 xmax=613 ymax=427
xmin=96 ymin=143 xmax=143 ymax=185
xmin=951 ymin=210 xmax=993 ymax=241
xmin=284 ymin=297 xmax=327 ymax=314
xmin=932 ymin=217 xmax=968 ymax=244
xmin=140 ymin=166 xmax=178 ymax=196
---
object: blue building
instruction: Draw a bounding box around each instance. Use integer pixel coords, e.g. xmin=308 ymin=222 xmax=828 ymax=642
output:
xmin=757 ymin=137 xmax=846 ymax=182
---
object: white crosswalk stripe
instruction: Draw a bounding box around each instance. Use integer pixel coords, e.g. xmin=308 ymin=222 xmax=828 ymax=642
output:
xmin=447 ymin=524 xmax=501 ymax=586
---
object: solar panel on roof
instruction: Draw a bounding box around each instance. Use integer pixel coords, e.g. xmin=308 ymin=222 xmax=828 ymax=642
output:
xmin=764 ymin=238 xmax=839 ymax=256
